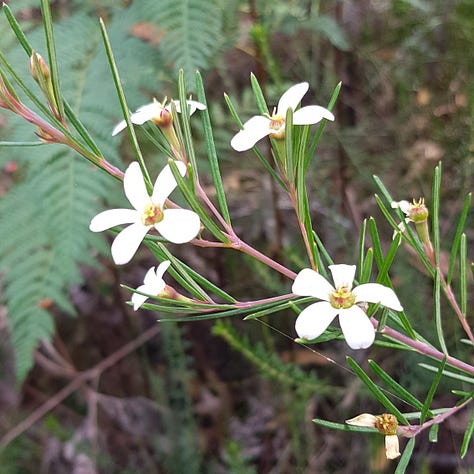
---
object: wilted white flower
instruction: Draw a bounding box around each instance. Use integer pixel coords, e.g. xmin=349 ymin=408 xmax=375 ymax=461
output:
xmin=346 ymin=413 xmax=401 ymax=460
xmin=89 ymin=161 xmax=200 ymax=265
xmin=291 ymin=264 xmax=403 ymax=349
xmin=131 ymin=261 xmax=171 ymax=310
xmin=231 ymin=82 xmax=334 ymax=151
xmin=112 ymin=98 xmax=206 ymax=136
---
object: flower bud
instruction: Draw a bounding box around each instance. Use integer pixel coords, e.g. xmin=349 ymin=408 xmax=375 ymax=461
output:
xmin=30 ymin=51 xmax=51 ymax=83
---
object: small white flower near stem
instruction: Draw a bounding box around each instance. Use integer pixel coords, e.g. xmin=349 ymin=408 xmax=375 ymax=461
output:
xmin=346 ymin=413 xmax=401 ymax=460
xmin=291 ymin=264 xmax=403 ymax=349
xmin=132 ymin=260 xmax=171 ymax=310
xmin=230 ymin=82 xmax=335 ymax=152
xmin=89 ymin=161 xmax=201 ymax=265
xmin=112 ymin=98 xmax=206 ymax=136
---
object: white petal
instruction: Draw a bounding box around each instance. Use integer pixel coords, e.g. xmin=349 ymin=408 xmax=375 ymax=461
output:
xmin=277 ymin=82 xmax=309 ymax=115
xmin=173 ymin=99 xmax=206 ymax=115
xmin=293 ymin=105 xmax=335 ymax=125
xmin=385 ymin=435 xmax=401 ymax=460
xmin=230 ymin=116 xmax=271 ymax=151
xmin=329 ymin=264 xmax=356 ymax=289
xmin=89 ymin=208 xmax=139 ymax=232
xmin=295 ymin=301 xmax=338 ymax=340
xmin=124 ymin=162 xmax=150 ymax=211
xmin=292 ymin=268 xmax=333 ymax=301
xmin=131 ymin=284 xmax=151 ymax=311
xmin=391 ymin=200 xmax=411 ymax=215
xmin=155 ymin=209 xmax=200 ymax=243
xmin=353 ymin=283 xmax=403 ymax=311
xmin=110 ymin=222 xmax=149 ymax=265
xmin=346 ymin=413 xmax=377 ymax=428
xmin=112 ymin=120 xmax=127 ymax=136
xmin=152 ymin=162 xmax=187 ymax=206
xmin=155 ymin=260 xmax=171 ymax=279
xmin=130 ymin=102 xmax=163 ymax=124
xmin=143 ymin=266 xmax=159 ymax=286
xmin=338 ymin=306 xmax=375 ymax=349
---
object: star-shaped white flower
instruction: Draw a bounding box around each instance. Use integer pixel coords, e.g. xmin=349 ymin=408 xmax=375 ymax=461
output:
xmin=131 ymin=260 xmax=171 ymax=310
xmin=112 ymin=98 xmax=206 ymax=136
xmin=89 ymin=161 xmax=201 ymax=265
xmin=291 ymin=264 xmax=403 ymax=349
xmin=230 ymin=82 xmax=335 ymax=152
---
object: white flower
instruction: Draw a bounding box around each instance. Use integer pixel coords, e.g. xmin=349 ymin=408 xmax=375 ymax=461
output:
xmin=89 ymin=161 xmax=201 ymax=265
xmin=112 ymin=98 xmax=206 ymax=136
xmin=346 ymin=413 xmax=401 ymax=460
xmin=291 ymin=264 xmax=403 ymax=349
xmin=230 ymin=82 xmax=335 ymax=151
xmin=131 ymin=260 xmax=171 ymax=310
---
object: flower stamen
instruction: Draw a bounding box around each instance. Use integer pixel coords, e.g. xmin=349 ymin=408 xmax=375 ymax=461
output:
xmin=141 ymin=202 xmax=164 ymax=226
xmin=329 ymin=286 xmax=356 ymax=309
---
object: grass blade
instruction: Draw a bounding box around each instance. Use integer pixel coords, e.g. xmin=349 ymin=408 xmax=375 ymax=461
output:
xmin=394 ymin=438 xmax=415 ymax=474
xmin=434 ymin=267 xmax=448 ymax=355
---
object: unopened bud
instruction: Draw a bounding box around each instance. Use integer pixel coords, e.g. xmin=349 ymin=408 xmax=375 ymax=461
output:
xmin=30 ymin=51 xmax=51 ymax=83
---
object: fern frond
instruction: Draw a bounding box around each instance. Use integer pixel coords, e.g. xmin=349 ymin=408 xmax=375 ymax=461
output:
xmin=0 ymin=8 xmax=166 ymax=379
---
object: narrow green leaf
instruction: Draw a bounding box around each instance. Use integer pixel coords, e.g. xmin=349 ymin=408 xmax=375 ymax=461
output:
xmin=249 ymin=73 xmax=269 ymax=115
xmin=243 ymin=296 xmax=312 ymax=320
xmin=284 ymin=107 xmax=294 ymax=179
xmin=376 ymin=232 xmax=401 ymax=285
xmin=360 ymin=248 xmax=374 ymax=284
xmin=431 ymin=163 xmax=441 ymax=265
xmin=307 ymin=81 xmax=341 ymax=165
xmin=39 ymin=0 xmax=65 ymax=119
xmin=177 ymin=70 xmax=198 ymax=172
xmin=429 ymin=423 xmax=439 ymax=443
xmin=346 ymin=357 xmax=409 ymax=425
xmin=2 ymin=4 xmax=32 ymax=55
xmin=358 ymin=219 xmax=367 ymax=278
xmin=168 ymin=160 xmax=228 ymax=242
xmin=312 ymin=418 xmax=377 ymax=433
xmin=420 ymin=357 xmax=447 ymax=424
xmin=195 ymin=71 xmax=231 ymax=224
xmin=434 ymin=268 xmax=448 ymax=355
xmin=0 ymin=141 xmax=45 ymax=147
xmin=418 ymin=363 xmax=474 ymax=385
xmin=394 ymin=438 xmax=415 ymax=474
xmin=460 ymin=407 xmax=474 ymax=458
xmin=373 ymin=176 xmax=394 ymax=204
xmin=368 ymin=217 xmax=384 ymax=273
xmin=368 ymin=360 xmax=430 ymax=414
xmin=312 ymin=231 xmax=334 ymax=269
xmin=460 ymin=234 xmax=467 ymax=316
xmin=98 ymin=18 xmax=151 ymax=192
xmin=447 ymin=193 xmax=471 ymax=285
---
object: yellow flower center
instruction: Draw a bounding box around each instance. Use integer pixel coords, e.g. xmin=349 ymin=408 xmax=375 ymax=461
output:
xmin=141 ymin=202 xmax=164 ymax=226
xmin=375 ymin=414 xmax=398 ymax=436
xmin=329 ymin=287 xmax=356 ymax=309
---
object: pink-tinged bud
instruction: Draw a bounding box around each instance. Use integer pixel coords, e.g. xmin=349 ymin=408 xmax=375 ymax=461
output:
xmin=151 ymin=107 xmax=173 ymax=128
xmin=30 ymin=51 xmax=51 ymax=83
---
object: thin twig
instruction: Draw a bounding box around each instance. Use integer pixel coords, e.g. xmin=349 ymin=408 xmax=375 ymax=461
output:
xmin=0 ymin=325 xmax=160 ymax=449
